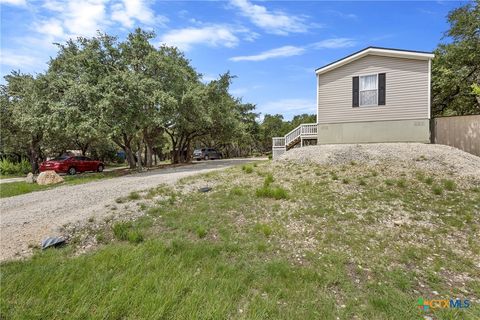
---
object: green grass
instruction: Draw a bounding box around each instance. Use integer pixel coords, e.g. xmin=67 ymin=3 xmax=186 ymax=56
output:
xmin=0 ymin=181 xmax=50 ymax=198
xmin=255 ymin=186 xmax=288 ymax=200
xmin=0 ymin=170 xmax=127 ymax=198
xmin=1 ymin=161 xmax=479 ymax=319
xmin=242 ymin=164 xmax=254 ymax=174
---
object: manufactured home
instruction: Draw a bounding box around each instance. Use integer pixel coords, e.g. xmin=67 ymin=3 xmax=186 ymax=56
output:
xmin=272 ymin=47 xmax=435 ymax=158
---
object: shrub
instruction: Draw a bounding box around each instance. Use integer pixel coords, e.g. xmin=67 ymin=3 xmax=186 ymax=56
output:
xmin=442 ymin=179 xmax=456 ymax=191
xmin=432 ymin=185 xmax=443 ymax=195
xmin=0 ymin=158 xmax=31 ymax=175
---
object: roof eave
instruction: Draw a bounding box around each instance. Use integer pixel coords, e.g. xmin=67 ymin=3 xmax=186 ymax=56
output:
xmin=315 ymin=48 xmax=435 ymax=75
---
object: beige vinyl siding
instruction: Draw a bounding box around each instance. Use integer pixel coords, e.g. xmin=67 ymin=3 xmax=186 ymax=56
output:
xmin=317 ymin=55 xmax=429 ymax=124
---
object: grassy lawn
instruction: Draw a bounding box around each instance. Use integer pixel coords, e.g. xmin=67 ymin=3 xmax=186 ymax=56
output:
xmin=0 ymin=171 xmax=127 ymax=198
xmin=1 ymin=161 xmax=479 ymax=319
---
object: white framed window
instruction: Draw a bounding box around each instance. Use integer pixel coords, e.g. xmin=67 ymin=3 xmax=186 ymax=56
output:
xmin=359 ymin=74 xmax=378 ymax=106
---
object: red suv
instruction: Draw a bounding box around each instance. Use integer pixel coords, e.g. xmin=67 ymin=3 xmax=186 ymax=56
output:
xmin=39 ymin=156 xmax=104 ymax=175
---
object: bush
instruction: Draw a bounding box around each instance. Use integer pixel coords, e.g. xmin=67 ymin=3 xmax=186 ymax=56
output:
xmin=0 ymin=158 xmax=31 ymax=175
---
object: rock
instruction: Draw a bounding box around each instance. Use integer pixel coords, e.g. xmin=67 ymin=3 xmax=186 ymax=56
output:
xmin=393 ymin=220 xmax=404 ymax=226
xmin=36 ymin=170 xmax=64 ymax=185
xmin=25 ymin=172 xmax=35 ymax=183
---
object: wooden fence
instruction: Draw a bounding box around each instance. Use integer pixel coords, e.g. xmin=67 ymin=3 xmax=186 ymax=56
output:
xmin=432 ymin=115 xmax=480 ymax=157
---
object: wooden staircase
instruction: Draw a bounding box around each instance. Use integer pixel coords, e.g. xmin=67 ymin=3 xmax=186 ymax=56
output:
xmin=272 ymin=123 xmax=317 ymax=159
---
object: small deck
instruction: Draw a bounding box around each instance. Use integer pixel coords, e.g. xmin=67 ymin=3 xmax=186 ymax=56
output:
xmin=272 ymin=123 xmax=317 ymax=159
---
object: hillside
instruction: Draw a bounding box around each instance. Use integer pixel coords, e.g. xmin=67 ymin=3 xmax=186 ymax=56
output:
xmin=1 ymin=145 xmax=479 ymax=319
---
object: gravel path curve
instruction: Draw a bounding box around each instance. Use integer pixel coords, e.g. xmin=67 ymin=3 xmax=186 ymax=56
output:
xmin=0 ymin=159 xmax=262 ymax=261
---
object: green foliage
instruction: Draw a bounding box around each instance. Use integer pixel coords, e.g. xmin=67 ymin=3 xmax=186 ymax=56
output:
xmin=264 ymin=173 xmax=274 ymax=187
xmin=0 ymin=158 xmax=31 ymax=175
xmin=256 ymin=186 xmax=288 ymax=200
xmin=432 ymin=184 xmax=444 ymax=195
xmin=432 ymin=1 xmax=480 ymax=116
xmin=112 ymin=222 xmax=144 ymax=244
xmin=127 ymin=192 xmax=141 ymax=201
xmin=254 ymin=223 xmax=273 ymax=237
xmin=242 ymin=164 xmax=253 ymax=173
xmin=442 ymin=179 xmax=456 ymax=191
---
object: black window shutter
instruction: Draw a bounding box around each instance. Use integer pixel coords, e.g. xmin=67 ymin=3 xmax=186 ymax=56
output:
xmin=352 ymin=76 xmax=359 ymax=107
xmin=378 ymin=73 xmax=386 ymax=105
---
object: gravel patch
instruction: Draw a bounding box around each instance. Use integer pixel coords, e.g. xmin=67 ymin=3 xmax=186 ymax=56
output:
xmin=0 ymin=159 xmax=263 ymax=261
xmin=278 ymin=143 xmax=480 ymax=179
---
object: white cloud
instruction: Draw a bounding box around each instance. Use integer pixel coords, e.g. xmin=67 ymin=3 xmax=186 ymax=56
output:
xmin=260 ymin=98 xmax=316 ymax=118
xmin=63 ymin=0 xmax=108 ymax=37
xmin=230 ymin=0 xmax=309 ymax=35
xmin=160 ymin=25 xmax=240 ymax=51
xmin=312 ymin=38 xmax=356 ymax=49
xmin=231 ymin=38 xmax=356 ymax=62
xmin=230 ymin=45 xmax=305 ymax=62
xmin=0 ymin=50 xmax=42 ymax=68
xmin=36 ymin=18 xmax=65 ymax=38
xmin=0 ymin=0 xmax=26 ymax=6
xmin=112 ymin=0 xmax=166 ymax=28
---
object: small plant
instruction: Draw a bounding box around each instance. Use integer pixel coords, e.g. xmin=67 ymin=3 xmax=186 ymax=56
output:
xmin=350 ymin=160 xmax=357 ymax=166
xmin=358 ymin=179 xmax=367 ymax=186
xmin=88 ymin=216 xmax=95 ymax=223
xmin=254 ymin=223 xmax=272 ymax=237
xmin=242 ymin=164 xmax=253 ymax=174
xmin=396 ymin=178 xmax=407 ymax=188
xmin=230 ymin=187 xmax=245 ymax=196
xmin=264 ymin=173 xmax=274 ymax=187
xmin=195 ymin=226 xmax=208 ymax=238
xmin=432 ymin=185 xmax=443 ymax=195
xmin=112 ymin=221 xmax=144 ymax=244
xmin=342 ymin=178 xmax=350 ymax=184
xmin=115 ymin=197 xmax=125 ymax=204
xmin=331 ymin=173 xmax=339 ymax=181
xmin=256 ymin=186 xmax=288 ymax=200
xmin=253 ymin=163 xmax=258 ymax=167
xmin=96 ymin=233 xmax=106 ymax=243
xmin=128 ymin=191 xmax=141 ymax=201
xmin=385 ymin=179 xmax=395 ymax=186
xmin=442 ymin=179 xmax=456 ymax=191
xmin=0 ymin=158 xmax=32 ymax=175
xmin=370 ymin=170 xmax=378 ymax=177
xmin=424 ymin=177 xmax=434 ymax=185
xmin=415 ymin=171 xmax=425 ymax=182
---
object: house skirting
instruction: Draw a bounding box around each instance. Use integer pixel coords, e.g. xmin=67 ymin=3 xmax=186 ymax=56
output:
xmin=317 ymin=119 xmax=430 ymax=144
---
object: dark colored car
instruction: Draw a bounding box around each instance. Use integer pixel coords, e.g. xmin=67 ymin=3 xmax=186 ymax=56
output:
xmin=193 ymin=148 xmax=222 ymax=161
xmin=39 ymin=156 xmax=104 ymax=175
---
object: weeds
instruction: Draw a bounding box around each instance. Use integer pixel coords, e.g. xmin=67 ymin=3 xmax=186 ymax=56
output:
xmin=432 ymin=185 xmax=443 ymax=195
xmin=242 ymin=164 xmax=253 ymax=174
xmin=112 ymin=222 xmax=144 ymax=244
xmin=442 ymin=179 xmax=456 ymax=191
xmin=254 ymin=223 xmax=272 ymax=237
xmin=256 ymin=186 xmax=288 ymax=200
xmin=127 ymin=191 xmax=141 ymax=201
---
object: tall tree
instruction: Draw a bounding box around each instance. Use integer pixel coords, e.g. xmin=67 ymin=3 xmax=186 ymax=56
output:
xmin=432 ymin=0 xmax=480 ymax=116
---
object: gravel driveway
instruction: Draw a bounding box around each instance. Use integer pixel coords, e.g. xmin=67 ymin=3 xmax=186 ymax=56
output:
xmin=0 ymin=158 xmax=263 ymax=261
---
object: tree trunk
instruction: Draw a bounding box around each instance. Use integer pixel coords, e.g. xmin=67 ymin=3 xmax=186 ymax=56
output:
xmin=28 ymin=139 xmax=40 ymax=173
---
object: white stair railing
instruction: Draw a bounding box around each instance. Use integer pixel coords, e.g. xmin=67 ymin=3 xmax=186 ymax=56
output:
xmin=271 ymin=123 xmax=317 ymax=159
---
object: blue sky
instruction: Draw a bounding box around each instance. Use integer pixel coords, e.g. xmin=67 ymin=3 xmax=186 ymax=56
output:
xmin=0 ymin=0 xmax=462 ymax=120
